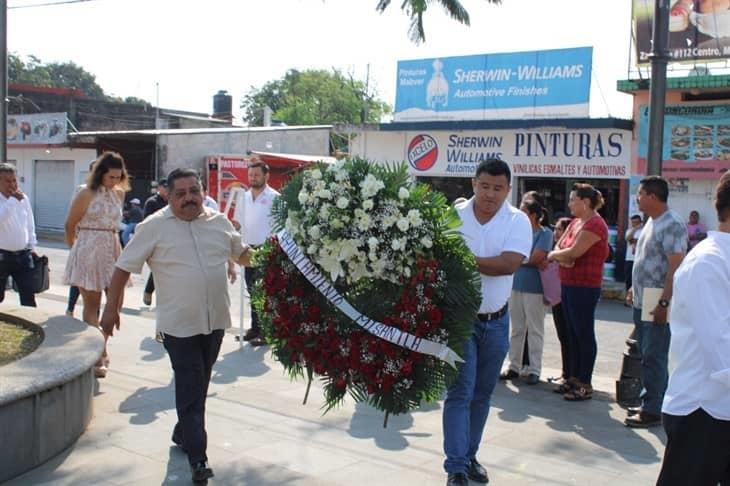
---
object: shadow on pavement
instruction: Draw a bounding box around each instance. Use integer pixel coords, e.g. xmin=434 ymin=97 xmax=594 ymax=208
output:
xmin=596 ymin=299 xmax=634 ymax=325
xmin=347 ymin=400 xmax=440 ymax=451
xmin=493 ymin=380 xmax=665 ymax=466
xmin=212 ymin=344 xmax=271 ymax=384
xmin=118 ymin=378 xmax=175 ymax=425
xmin=139 ymin=336 xmax=166 ymax=362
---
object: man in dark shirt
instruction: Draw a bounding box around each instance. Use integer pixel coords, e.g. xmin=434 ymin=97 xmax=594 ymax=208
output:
xmin=142 ymin=178 xmax=168 ymax=306
xmin=121 ymin=198 xmax=145 ymax=246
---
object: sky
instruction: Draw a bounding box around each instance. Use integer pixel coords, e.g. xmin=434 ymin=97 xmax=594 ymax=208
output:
xmin=7 ymin=0 xmax=637 ymax=122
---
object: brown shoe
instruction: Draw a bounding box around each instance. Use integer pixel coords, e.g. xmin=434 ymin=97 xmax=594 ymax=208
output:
xmin=243 ymin=328 xmax=260 ymax=342
xmin=625 ymin=411 xmax=662 ymax=428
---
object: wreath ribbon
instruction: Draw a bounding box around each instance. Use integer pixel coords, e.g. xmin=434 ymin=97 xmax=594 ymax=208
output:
xmin=276 ymin=229 xmax=464 ymax=368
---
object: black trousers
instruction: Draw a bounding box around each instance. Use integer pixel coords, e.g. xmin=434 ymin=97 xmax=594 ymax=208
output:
xmin=625 ymin=261 xmax=634 ymax=292
xmin=163 ymin=330 xmax=224 ymax=465
xmin=551 ymin=303 xmax=570 ymax=379
xmin=244 ymin=266 xmax=260 ymax=331
xmin=144 ymin=273 xmax=155 ymax=294
xmin=657 ymin=408 xmax=730 ymax=486
xmin=0 ymin=249 xmax=37 ymax=307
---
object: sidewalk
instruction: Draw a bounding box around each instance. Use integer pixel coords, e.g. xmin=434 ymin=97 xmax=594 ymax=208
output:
xmin=2 ymin=243 xmax=666 ymax=485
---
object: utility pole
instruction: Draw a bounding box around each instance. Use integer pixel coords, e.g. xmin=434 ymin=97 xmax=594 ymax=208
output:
xmin=1 ymin=0 xmax=8 ymax=163
xmin=646 ymin=0 xmax=670 ymax=176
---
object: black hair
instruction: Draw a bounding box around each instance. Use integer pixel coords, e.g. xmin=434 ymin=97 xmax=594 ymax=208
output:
xmin=639 ymin=176 xmax=669 ymax=203
xmin=249 ymin=161 xmax=270 ymax=175
xmin=167 ymin=168 xmax=200 ymax=191
xmin=474 ymin=158 xmax=511 ymax=184
xmin=521 ymin=197 xmax=549 ymax=226
xmin=630 ymin=214 xmax=642 ymax=221
xmin=571 ymin=182 xmax=605 ymax=210
xmin=716 ymin=171 xmax=730 ymax=223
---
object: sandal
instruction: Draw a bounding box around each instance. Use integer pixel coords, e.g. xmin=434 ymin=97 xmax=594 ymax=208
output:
xmin=563 ymin=384 xmax=592 ymax=401
xmin=553 ymin=377 xmax=576 ymax=394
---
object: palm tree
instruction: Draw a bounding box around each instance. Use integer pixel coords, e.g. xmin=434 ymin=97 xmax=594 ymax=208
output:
xmin=376 ymin=0 xmax=502 ymax=44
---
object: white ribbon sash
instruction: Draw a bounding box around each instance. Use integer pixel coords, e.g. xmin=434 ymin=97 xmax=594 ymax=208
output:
xmin=276 ymin=229 xmax=464 ymax=368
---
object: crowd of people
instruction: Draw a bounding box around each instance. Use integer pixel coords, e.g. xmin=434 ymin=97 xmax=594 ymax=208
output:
xmin=2 ymin=154 xmax=729 ymax=486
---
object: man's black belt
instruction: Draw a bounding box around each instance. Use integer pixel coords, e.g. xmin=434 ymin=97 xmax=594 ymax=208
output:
xmin=477 ymin=303 xmax=508 ymax=322
xmin=0 ymin=248 xmax=31 ymax=256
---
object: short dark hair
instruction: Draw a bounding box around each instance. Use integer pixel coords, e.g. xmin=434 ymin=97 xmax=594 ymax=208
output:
xmin=87 ymin=151 xmax=130 ymax=192
xmin=521 ymin=197 xmax=548 ymax=226
xmin=630 ymin=214 xmax=642 ymax=221
xmin=555 ymin=217 xmax=572 ymax=232
xmin=715 ymin=171 xmax=730 ymax=222
xmin=571 ymin=182 xmax=605 ymax=210
xmin=640 ymin=176 xmax=669 ymax=203
xmin=475 ymin=158 xmax=511 ymax=184
xmin=249 ymin=161 xmax=270 ymax=175
xmin=167 ymin=168 xmax=200 ymax=191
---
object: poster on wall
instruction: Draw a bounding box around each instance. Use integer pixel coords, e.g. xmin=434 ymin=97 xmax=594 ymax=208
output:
xmin=638 ymin=104 xmax=730 ymax=178
xmin=634 ymin=0 xmax=730 ymax=65
xmin=401 ymin=128 xmax=630 ymax=179
xmin=394 ymin=47 xmax=592 ymax=121
xmin=206 ymin=155 xmax=250 ymax=214
xmin=6 ymin=112 xmax=67 ymax=145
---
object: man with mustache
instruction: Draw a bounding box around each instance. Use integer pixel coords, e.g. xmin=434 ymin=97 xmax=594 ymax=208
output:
xmin=100 ymin=168 xmax=253 ymax=484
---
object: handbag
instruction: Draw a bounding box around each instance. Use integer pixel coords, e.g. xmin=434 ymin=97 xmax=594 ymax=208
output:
xmin=539 ymin=260 xmax=561 ymax=306
xmin=13 ymin=253 xmax=50 ymax=294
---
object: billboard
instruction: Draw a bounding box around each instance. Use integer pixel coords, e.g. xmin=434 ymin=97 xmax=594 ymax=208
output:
xmin=638 ymin=104 xmax=730 ymax=179
xmin=634 ymin=0 xmax=730 ymax=64
xmin=400 ymin=128 xmax=630 ymax=179
xmin=394 ymin=47 xmax=592 ymax=121
xmin=6 ymin=112 xmax=67 ymax=145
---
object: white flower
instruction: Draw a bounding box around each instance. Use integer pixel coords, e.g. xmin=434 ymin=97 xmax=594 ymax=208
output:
xmin=382 ymin=214 xmax=397 ymax=228
xmin=407 ymin=209 xmax=423 ymax=226
xmin=420 ymin=236 xmax=433 ymax=248
xmin=310 ymin=168 xmax=322 ymax=180
xmin=356 ymin=213 xmax=372 ymax=231
xmin=398 ymin=187 xmax=410 ymax=200
xmin=404 ymin=267 xmax=412 ymax=277
xmin=298 ymin=191 xmax=309 ymax=205
xmin=396 ymin=217 xmax=410 ymax=232
xmin=360 ymin=174 xmax=385 ymax=199
xmin=309 ymin=225 xmax=321 ymax=239
xmin=330 ymin=219 xmax=344 ymax=229
xmin=317 ymin=189 xmax=332 ymax=199
xmin=362 ymin=199 xmax=374 ymax=211
xmin=368 ymin=237 xmax=378 ymax=248
xmin=336 ymin=197 xmax=349 ymax=209
xmin=391 ymin=238 xmax=404 ymax=251
xmin=319 ymin=205 xmax=330 ymax=220
xmin=307 ymin=243 xmax=318 ymax=254
xmin=368 ymin=252 xmax=378 ymax=262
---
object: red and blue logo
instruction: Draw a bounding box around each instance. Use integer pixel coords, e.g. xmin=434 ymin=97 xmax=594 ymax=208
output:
xmin=407 ymin=134 xmax=438 ymax=171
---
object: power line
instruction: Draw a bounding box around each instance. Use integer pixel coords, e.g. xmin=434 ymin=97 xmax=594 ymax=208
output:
xmin=8 ymin=0 xmax=102 ymax=9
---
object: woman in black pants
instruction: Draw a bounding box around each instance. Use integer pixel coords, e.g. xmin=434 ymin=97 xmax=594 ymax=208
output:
xmin=549 ymin=217 xmax=572 ymax=386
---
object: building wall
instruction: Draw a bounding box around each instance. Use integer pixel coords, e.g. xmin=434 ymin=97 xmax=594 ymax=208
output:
xmin=158 ymin=128 xmax=332 ymax=175
xmin=7 ymin=146 xmax=98 ymax=204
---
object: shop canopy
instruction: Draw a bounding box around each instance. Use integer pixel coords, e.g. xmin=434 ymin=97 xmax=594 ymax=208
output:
xmin=250 ymin=151 xmax=336 ymax=169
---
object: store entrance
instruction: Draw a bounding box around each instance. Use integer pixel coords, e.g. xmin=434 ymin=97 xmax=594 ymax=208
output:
xmin=518 ymin=178 xmax=620 ymax=226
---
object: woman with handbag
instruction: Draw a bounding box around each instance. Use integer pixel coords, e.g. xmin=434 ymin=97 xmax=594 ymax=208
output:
xmin=548 ymin=184 xmax=609 ymax=401
xmin=500 ymin=197 xmax=553 ymax=385
xmin=64 ymin=152 xmax=129 ymax=378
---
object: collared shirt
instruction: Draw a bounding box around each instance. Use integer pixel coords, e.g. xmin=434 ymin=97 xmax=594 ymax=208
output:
xmin=115 ymin=206 xmax=248 ymax=338
xmin=233 ymin=185 xmax=279 ymax=246
xmin=457 ymin=198 xmax=532 ymax=313
xmin=0 ymin=193 xmax=37 ymax=251
xmin=203 ymin=195 xmax=219 ymax=212
xmin=632 ymin=209 xmax=687 ymax=309
xmin=663 ymin=231 xmax=730 ymax=420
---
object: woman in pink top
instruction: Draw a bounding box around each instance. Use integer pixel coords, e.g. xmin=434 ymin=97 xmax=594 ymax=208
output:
xmin=686 ymin=210 xmax=707 ymax=250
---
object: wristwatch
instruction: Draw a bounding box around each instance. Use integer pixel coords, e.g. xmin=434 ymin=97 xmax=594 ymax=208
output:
xmin=658 ymin=299 xmax=670 ymax=308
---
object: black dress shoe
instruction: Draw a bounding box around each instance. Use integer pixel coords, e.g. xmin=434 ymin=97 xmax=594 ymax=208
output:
xmin=499 ymin=369 xmax=519 ymax=380
xmin=624 ymin=411 xmax=662 ymax=428
xmin=446 ymin=472 xmax=469 ymax=486
xmin=243 ymin=328 xmax=260 ymax=342
xmin=191 ymin=461 xmax=214 ymax=483
xmin=467 ymin=458 xmax=489 ymax=483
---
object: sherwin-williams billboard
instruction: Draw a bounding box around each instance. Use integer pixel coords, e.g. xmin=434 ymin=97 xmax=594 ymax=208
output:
xmin=638 ymin=104 xmax=730 ymax=179
xmin=394 ymin=47 xmax=592 ymax=121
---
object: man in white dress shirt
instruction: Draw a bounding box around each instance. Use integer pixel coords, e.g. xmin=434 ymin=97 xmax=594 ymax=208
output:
xmin=0 ymin=163 xmax=38 ymax=307
xmin=232 ymin=159 xmax=279 ymax=346
xmin=656 ymin=172 xmax=730 ymax=486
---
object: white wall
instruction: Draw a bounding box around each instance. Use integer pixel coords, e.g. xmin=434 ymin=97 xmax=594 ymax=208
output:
xmin=669 ymin=179 xmax=719 ymax=232
xmin=7 ymin=146 xmax=98 ymax=209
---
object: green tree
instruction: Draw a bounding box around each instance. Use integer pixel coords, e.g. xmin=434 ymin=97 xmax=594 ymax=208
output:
xmin=241 ymin=69 xmax=390 ymax=126
xmin=376 ymin=0 xmax=501 ymax=43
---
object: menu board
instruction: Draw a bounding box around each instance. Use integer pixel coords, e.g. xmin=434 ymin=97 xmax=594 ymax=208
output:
xmin=668 ymin=122 xmax=730 ymax=162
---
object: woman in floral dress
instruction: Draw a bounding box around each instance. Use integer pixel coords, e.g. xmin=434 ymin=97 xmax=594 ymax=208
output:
xmin=64 ymin=151 xmax=129 ymax=377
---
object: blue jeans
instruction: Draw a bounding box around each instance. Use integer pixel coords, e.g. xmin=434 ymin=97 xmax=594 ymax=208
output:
xmin=561 ymin=285 xmax=601 ymax=385
xmin=443 ymin=313 xmax=509 ymax=474
xmin=633 ymin=308 xmax=671 ymax=415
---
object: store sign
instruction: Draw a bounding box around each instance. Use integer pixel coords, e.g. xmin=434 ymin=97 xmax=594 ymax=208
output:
xmin=6 ymin=112 xmax=67 ymax=145
xmin=638 ymin=104 xmax=730 ymax=179
xmin=394 ymin=47 xmax=592 ymax=121
xmin=633 ymin=0 xmax=730 ymax=65
xmin=206 ymin=154 xmax=251 ymax=212
xmin=401 ymin=129 xmax=630 ymax=179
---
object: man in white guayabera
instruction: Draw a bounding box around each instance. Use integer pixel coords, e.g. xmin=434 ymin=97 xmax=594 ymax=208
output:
xmin=442 ymin=159 xmax=532 ymax=486
xmin=232 ymin=158 xmax=279 ymax=346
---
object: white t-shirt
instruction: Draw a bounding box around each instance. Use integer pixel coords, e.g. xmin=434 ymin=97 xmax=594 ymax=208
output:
xmin=232 ymin=185 xmax=280 ymax=246
xmin=663 ymin=231 xmax=730 ymax=420
xmin=203 ymin=195 xmax=219 ymax=212
xmin=625 ymin=225 xmax=642 ymax=262
xmin=457 ymin=198 xmax=532 ymax=313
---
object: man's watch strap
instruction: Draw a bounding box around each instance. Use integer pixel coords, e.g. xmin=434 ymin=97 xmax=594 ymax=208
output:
xmin=658 ymin=299 xmax=670 ymax=308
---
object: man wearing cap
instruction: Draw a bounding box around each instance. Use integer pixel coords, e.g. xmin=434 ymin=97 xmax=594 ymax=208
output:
xmin=142 ymin=178 xmax=169 ymax=306
xmin=121 ymin=198 xmax=144 ymax=246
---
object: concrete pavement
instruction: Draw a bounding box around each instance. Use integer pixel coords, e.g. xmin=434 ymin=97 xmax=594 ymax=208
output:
xmin=2 ymin=242 xmax=666 ymax=485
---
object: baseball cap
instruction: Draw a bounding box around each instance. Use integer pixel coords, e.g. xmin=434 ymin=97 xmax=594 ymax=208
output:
xmin=130 ymin=198 xmax=141 ymax=205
